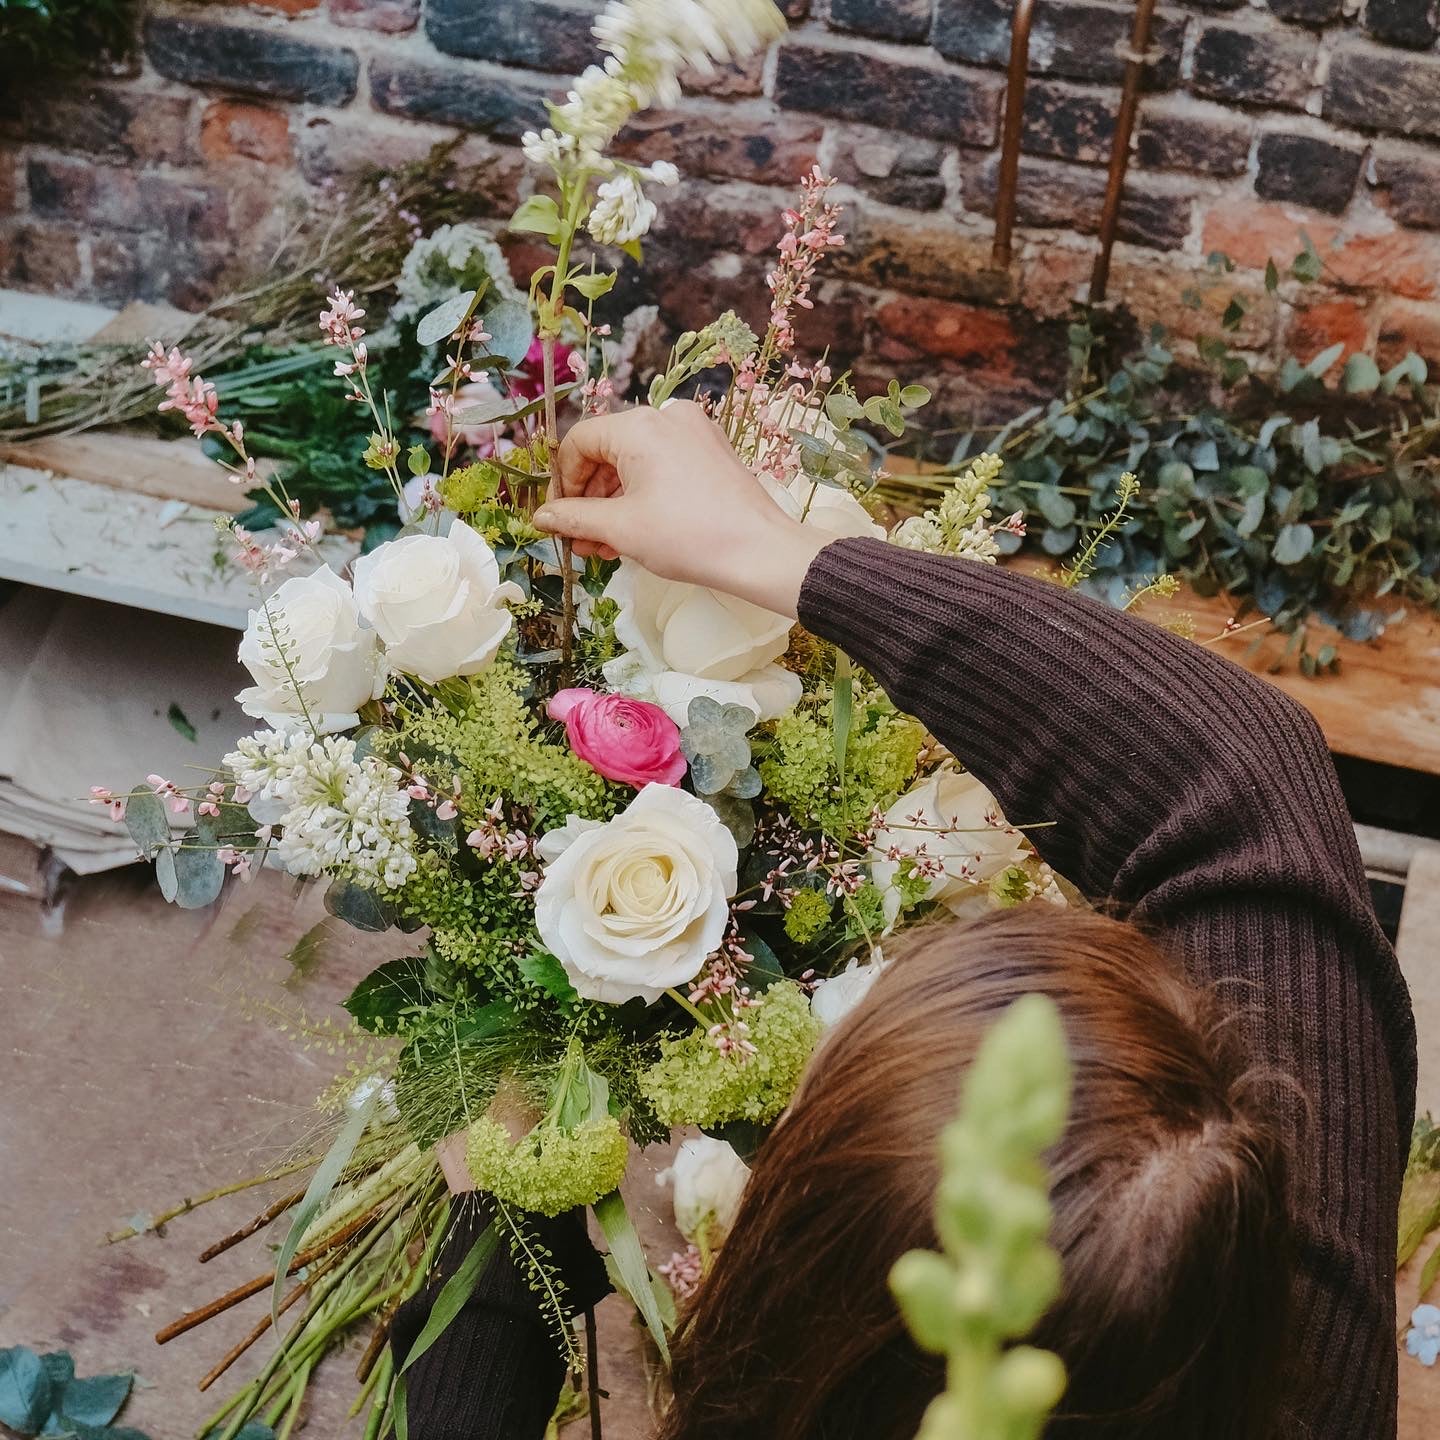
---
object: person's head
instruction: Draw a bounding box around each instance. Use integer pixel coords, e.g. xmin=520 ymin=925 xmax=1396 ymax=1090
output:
xmin=657 ymin=905 xmax=1291 ymax=1440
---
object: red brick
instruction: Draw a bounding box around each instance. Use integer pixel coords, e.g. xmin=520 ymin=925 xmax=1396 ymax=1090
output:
xmin=1326 ymin=231 xmax=1440 ymax=301
xmin=836 ymin=209 xmax=1017 ymax=304
xmin=0 ymin=147 xmax=18 ymax=217
xmin=235 ymin=0 xmax=322 ymax=15
xmin=876 ymin=293 xmax=1020 ymax=368
xmin=1116 ymin=264 xmax=1275 ymax=348
xmin=329 ymin=0 xmax=419 ymax=30
xmin=1201 ymin=201 xmax=1340 ymax=271
xmin=201 ymin=100 xmax=292 ymax=164
xmin=1374 ymin=298 xmax=1440 ymax=366
xmin=1 ymin=221 xmax=83 ymax=292
xmin=1286 ymin=296 xmax=1371 ymax=363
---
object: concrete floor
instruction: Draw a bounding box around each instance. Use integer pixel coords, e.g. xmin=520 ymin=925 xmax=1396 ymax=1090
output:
xmin=0 ymin=866 xmax=667 ymax=1438
xmin=2 ymin=858 xmax=1438 ymax=1438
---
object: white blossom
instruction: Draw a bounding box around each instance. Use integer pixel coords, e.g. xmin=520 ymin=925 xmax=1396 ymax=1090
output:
xmin=226 ymin=730 xmax=417 ymax=890
xmin=594 ymin=0 xmax=787 ymax=109
xmin=588 ymin=172 xmax=659 ymax=247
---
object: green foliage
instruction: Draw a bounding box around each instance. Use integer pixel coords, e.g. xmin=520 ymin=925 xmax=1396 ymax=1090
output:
xmin=467 ymin=1114 xmax=628 ymax=1216
xmin=890 ymin=994 xmax=1071 ymax=1440
xmin=782 ymin=887 xmax=833 ymax=945
xmin=757 ymin=687 xmax=925 ymax=837
xmin=641 ymin=981 xmax=821 ymax=1128
xmin=390 ymin=660 xmax=617 ymax=830
xmin=1400 ymin=1113 xmax=1440 ymax=1271
xmin=0 ymin=1346 xmax=141 ymax=1439
xmin=0 ymin=0 xmax=134 ymax=73
xmin=966 ymin=254 xmax=1440 ymax=652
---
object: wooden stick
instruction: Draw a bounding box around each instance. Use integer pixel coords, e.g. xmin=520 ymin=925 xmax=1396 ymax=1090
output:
xmin=355 ymin=1307 xmax=396 ymax=1384
xmin=155 ymin=1206 xmax=382 ymax=1345
xmin=197 ymin=1273 xmax=316 ymax=1391
xmin=198 ymin=1186 xmax=307 ymax=1264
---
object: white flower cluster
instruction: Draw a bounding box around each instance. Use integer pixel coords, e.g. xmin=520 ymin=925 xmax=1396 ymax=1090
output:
xmin=589 ymin=162 xmax=679 ymax=247
xmin=594 ymin=0 xmax=788 ymax=108
xmin=891 ymin=453 xmax=1005 ymax=563
xmin=226 ymin=730 xmax=417 ymax=890
xmin=393 ymin=223 xmax=523 ymax=321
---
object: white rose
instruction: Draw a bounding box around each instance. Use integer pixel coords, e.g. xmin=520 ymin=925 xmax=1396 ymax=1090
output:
xmin=534 ymin=785 xmax=738 ymax=1005
xmin=657 ymin=1136 xmax=750 ymax=1243
xmin=602 ymin=561 xmax=801 ymax=726
xmin=810 ymin=955 xmax=886 ymax=1027
xmin=352 ymin=518 xmax=523 ymax=685
xmin=780 ymin=474 xmax=887 ymax=541
xmin=236 ymin=566 xmax=383 ymax=735
xmin=869 ymin=768 xmax=1026 ymax=926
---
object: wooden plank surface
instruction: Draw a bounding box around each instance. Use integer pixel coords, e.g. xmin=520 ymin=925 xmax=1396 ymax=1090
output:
xmin=0 ymin=432 xmax=245 ymax=511
xmin=1009 ymin=556 xmax=1440 ymax=777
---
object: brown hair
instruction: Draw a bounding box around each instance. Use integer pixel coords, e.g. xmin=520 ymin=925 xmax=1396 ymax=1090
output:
xmin=657 ymin=906 xmax=1291 ymax=1440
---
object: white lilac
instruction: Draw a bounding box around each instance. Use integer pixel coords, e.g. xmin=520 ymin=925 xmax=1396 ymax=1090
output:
xmin=226 ymin=730 xmax=417 ymax=890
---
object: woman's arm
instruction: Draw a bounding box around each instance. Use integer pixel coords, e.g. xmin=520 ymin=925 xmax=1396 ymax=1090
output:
xmin=537 ymin=404 xmax=1417 ymax=1439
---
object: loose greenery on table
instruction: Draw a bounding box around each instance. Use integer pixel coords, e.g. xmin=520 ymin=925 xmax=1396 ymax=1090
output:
xmin=891 ymin=243 xmax=1440 ymax=666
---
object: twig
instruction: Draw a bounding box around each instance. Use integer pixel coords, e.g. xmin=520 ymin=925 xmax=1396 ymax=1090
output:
xmin=104 ymin=1158 xmax=320 ymax=1245
xmin=198 ymin=1273 xmax=317 ymax=1392
xmin=198 ymin=1186 xmax=307 ymax=1264
xmin=586 ymin=1307 xmax=603 ymax=1440
xmin=541 ymin=335 xmax=576 ymax=679
xmin=155 ymin=1204 xmax=384 ymax=1344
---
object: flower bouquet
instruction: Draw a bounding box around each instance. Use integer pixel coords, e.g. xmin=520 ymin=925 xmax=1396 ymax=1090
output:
xmin=104 ymin=1 xmax=1058 ymax=1433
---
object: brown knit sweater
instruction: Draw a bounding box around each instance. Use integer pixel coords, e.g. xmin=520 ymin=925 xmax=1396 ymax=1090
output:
xmin=401 ymin=540 xmax=1415 ymax=1439
xmin=800 ymin=538 xmax=1415 ymax=1440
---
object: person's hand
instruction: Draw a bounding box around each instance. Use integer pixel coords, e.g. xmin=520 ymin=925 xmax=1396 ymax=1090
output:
xmin=533 ymin=401 xmax=830 ymax=619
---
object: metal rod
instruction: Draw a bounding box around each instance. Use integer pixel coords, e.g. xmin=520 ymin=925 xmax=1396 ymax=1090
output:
xmin=991 ymin=0 xmax=1036 ymax=270
xmin=1090 ymin=0 xmax=1159 ymax=302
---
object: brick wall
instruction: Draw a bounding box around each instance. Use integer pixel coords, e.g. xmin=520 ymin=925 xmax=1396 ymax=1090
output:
xmin=5 ymin=0 xmax=1440 ymax=421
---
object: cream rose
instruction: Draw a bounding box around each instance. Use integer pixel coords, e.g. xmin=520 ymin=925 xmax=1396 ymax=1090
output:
xmin=534 ymin=785 xmax=738 ymax=1005
xmin=657 ymin=1136 xmax=750 ymax=1243
xmin=352 ymin=519 xmax=522 ymax=685
xmin=809 ymin=955 xmax=886 ymax=1026
xmin=780 ymin=473 xmax=887 ymax=541
xmin=602 ymin=561 xmax=802 ymax=726
xmin=236 ymin=566 xmax=383 ymax=734
xmin=869 ymin=768 xmax=1026 ymax=926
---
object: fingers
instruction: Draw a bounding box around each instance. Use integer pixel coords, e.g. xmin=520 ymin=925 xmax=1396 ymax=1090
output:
xmin=556 ymin=410 xmax=643 ymax=499
xmin=534 ymin=495 xmax=631 ymax=557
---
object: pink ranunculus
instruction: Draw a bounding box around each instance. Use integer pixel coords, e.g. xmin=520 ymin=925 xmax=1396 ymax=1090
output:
xmin=547 ymin=687 xmax=687 ymax=790
xmin=511 ymin=338 xmax=577 ymax=402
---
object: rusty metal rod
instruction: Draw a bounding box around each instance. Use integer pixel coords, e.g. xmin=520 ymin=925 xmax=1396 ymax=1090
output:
xmin=991 ymin=0 xmax=1036 ymax=270
xmin=1090 ymin=0 xmax=1160 ymax=302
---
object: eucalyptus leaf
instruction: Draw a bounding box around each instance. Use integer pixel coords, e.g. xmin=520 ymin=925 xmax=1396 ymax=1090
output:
xmin=416 ymin=291 xmax=478 ymax=348
xmin=1273 ymin=522 xmax=1315 ymax=566
xmin=480 ymin=298 xmax=534 ymax=369
xmin=1236 ymin=492 xmax=1267 ymax=537
xmin=1304 ymin=341 xmax=1345 ymax=380
xmin=1342 ymin=353 xmax=1380 ymax=395
xmin=0 ymin=1347 xmax=51 ymax=1434
xmin=124 ymin=789 xmax=170 ymax=860
xmin=154 ymin=846 xmax=178 ymax=903
xmin=169 ymin=841 xmax=224 ymax=909
xmin=1035 ymin=487 xmax=1076 ymax=529
xmin=58 ymin=1371 xmax=132 ymax=1429
xmin=324 ymin=877 xmax=396 ymax=933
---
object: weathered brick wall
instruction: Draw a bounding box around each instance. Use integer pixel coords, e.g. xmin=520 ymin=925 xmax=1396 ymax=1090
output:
xmin=5 ymin=0 xmax=1440 ymax=420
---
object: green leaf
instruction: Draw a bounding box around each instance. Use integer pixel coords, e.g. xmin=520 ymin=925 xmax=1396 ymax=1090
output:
xmin=0 ymin=1346 xmax=52 ymax=1434
xmin=1035 ymin=487 xmax=1076 ymax=529
xmin=1273 ymin=522 xmax=1315 ymax=566
xmin=124 ymin=789 xmax=170 ymax=861
xmin=1236 ymin=492 xmax=1267 ymax=537
xmin=324 ymin=877 xmax=396 ymax=933
xmin=517 ymin=951 xmax=579 ymax=1005
xmin=58 ymin=1372 xmax=131 ymax=1429
xmin=594 ymin=1191 xmax=670 ymax=1363
xmin=166 ymin=702 xmax=197 ymax=743
xmin=824 ymin=391 xmax=865 ymax=426
xmin=154 ymin=846 xmax=178 ymax=903
xmin=1291 ymin=246 xmax=1322 ymax=283
xmin=343 ymin=956 xmax=436 ymax=1034
xmin=831 ymin=650 xmax=854 ymax=777
xmin=508 ymin=193 xmax=564 ymax=240
xmin=406 ymin=444 xmax=431 ymax=477
xmin=570 ymin=270 xmax=616 ymax=301
xmin=1342 ymin=353 xmax=1381 ymax=395
xmin=272 ymin=1093 xmax=376 ymax=1326
xmin=1264 ymin=258 xmax=1279 ymax=294
xmin=899 ymin=383 xmax=932 ymax=408
xmin=1221 ymin=296 xmax=1246 ymax=331
xmin=480 ymin=298 xmax=534 ymax=369
xmin=1421 ymin=1239 xmax=1440 ymax=1303
xmin=416 ymin=291 xmax=478 ymax=348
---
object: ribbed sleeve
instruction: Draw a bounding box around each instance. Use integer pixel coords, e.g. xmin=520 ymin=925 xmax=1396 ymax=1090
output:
xmin=800 ymin=537 xmax=1415 ymax=1439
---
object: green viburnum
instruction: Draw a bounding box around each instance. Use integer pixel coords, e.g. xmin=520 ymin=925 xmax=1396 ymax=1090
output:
xmin=890 ymin=994 xmax=1071 ymax=1440
xmin=783 ymin=887 xmax=833 ymax=945
xmin=466 ymin=1115 xmax=628 ymax=1217
xmin=758 ymin=690 xmax=924 ymax=837
xmin=641 ymin=981 xmax=821 ymax=1128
